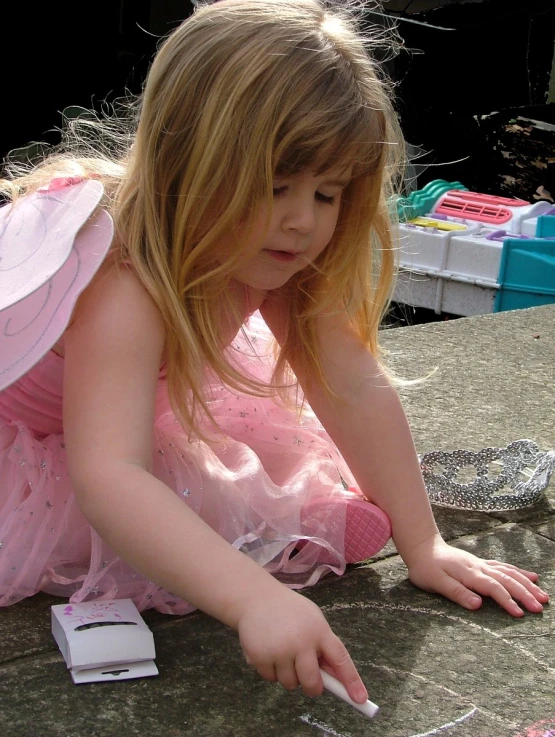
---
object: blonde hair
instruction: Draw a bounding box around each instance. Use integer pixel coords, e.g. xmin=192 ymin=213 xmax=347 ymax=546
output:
xmin=0 ymin=0 xmax=405 ymax=436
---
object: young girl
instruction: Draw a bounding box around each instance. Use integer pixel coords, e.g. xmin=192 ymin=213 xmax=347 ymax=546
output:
xmin=0 ymin=0 xmax=548 ymax=706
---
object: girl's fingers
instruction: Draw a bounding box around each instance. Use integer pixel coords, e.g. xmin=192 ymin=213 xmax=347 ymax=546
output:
xmin=435 ymin=574 xmax=483 ymax=611
xmin=295 ymin=652 xmax=324 ymax=698
xmin=484 ymin=562 xmax=549 ymax=600
xmin=484 ymin=568 xmax=546 ymax=612
xmin=484 ymin=560 xmax=539 ymax=581
xmin=461 ymin=561 xmax=548 ymax=612
xmin=320 ymin=637 xmax=368 ymax=704
xmin=255 ymin=662 xmax=278 ymax=683
xmin=470 ymin=574 xmax=527 ymax=616
xmin=440 ymin=568 xmax=545 ymax=617
xmin=275 ymin=661 xmax=300 ymax=691
xmin=411 ymin=548 xmax=548 ymax=617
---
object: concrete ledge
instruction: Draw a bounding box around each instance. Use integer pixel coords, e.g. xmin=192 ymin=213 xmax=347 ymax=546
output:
xmin=1 ymin=306 xmax=554 ymax=737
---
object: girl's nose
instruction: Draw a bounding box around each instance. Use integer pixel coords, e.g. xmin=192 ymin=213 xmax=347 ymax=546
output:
xmin=281 ymin=199 xmax=316 ymax=234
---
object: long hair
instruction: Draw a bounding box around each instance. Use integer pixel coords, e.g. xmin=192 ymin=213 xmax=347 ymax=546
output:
xmin=1 ymin=0 xmax=405 ymax=435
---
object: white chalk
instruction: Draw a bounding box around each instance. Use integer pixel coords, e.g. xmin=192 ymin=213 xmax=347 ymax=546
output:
xmin=319 ymin=669 xmax=379 ymax=719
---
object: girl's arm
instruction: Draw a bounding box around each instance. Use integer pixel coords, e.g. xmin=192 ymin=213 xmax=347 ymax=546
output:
xmin=62 ymin=267 xmax=368 ymax=702
xmin=261 ymin=298 xmax=548 ymax=616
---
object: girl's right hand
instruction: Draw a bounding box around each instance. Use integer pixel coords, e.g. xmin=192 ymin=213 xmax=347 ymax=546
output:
xmin=237 ymin=587 xmax=368 ymax=703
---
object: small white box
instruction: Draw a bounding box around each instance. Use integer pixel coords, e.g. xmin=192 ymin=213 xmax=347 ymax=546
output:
xmin=51 ymin=598 xmax=158 ymax=684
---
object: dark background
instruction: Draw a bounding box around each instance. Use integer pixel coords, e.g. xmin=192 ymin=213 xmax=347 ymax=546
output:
xmin=2 ymin=0 xmax=554 ymax=200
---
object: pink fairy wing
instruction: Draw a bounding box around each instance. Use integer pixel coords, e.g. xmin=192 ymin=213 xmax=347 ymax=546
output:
xmin=0 ymin=180 xmax=114 ymax=390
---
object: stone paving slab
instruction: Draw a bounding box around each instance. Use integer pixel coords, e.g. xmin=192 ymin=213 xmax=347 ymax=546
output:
xmin=380 ymin=305 xmax=555 ymax=453
xmin=1 ymin=305 xmax=554 ymax=737
xmin=1 ymin=524 xmax=553 ymax=737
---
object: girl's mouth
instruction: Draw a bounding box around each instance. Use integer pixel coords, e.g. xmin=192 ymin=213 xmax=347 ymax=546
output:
xmin=264 ymin=249 xmax=299 ymax=262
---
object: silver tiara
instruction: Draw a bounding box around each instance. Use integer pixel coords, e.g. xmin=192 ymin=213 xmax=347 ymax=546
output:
xmin=420 ymin=440 xmax=555 ymax=511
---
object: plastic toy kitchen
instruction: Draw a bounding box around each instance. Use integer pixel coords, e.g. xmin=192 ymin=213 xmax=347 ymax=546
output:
xmin=394 ymin=180 xmax=555 ymax=316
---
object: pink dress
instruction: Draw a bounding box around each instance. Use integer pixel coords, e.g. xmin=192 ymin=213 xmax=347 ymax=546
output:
xmin=0 ymin=179 xmax=366 ymax=614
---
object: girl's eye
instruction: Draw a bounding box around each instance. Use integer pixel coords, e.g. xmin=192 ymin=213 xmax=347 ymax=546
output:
xmin=316 ymin=192 xmax=335 ymax=205
xmin=271 ymin=186 xmax=336 ymax=204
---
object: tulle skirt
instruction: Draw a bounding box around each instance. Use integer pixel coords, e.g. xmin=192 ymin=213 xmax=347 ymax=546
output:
xmin=0 ymin=317 xmax=365 ymax=614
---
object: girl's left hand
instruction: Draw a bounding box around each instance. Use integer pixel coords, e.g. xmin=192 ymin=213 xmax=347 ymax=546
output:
xmin=405 ymin=535 xmax=550 ymax=617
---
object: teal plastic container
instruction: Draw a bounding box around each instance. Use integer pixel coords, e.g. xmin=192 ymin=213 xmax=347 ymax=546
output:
xmin=536 ymin=214 xmax=555 ymax=238
xmin=495 ymin=238 xmax=555 ymax=311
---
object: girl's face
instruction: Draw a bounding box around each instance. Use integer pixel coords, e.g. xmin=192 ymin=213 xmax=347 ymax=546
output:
xmin=231 ymin=167 xmax=351 ymax=294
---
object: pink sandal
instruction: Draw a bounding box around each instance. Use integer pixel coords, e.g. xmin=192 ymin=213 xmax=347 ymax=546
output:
xmin=342 ymin=496 xmax=391 ymax=563
xmin=300 ymin=490 xmax=391 ymax=564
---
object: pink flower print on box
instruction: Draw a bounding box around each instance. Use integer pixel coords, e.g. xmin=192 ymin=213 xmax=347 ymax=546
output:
xmin=62 ymin=601 xmax=124 ymax=626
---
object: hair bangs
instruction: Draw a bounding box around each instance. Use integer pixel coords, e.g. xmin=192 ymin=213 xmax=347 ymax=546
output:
xmin=273 ymin=72 xmax=388 ymax=180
